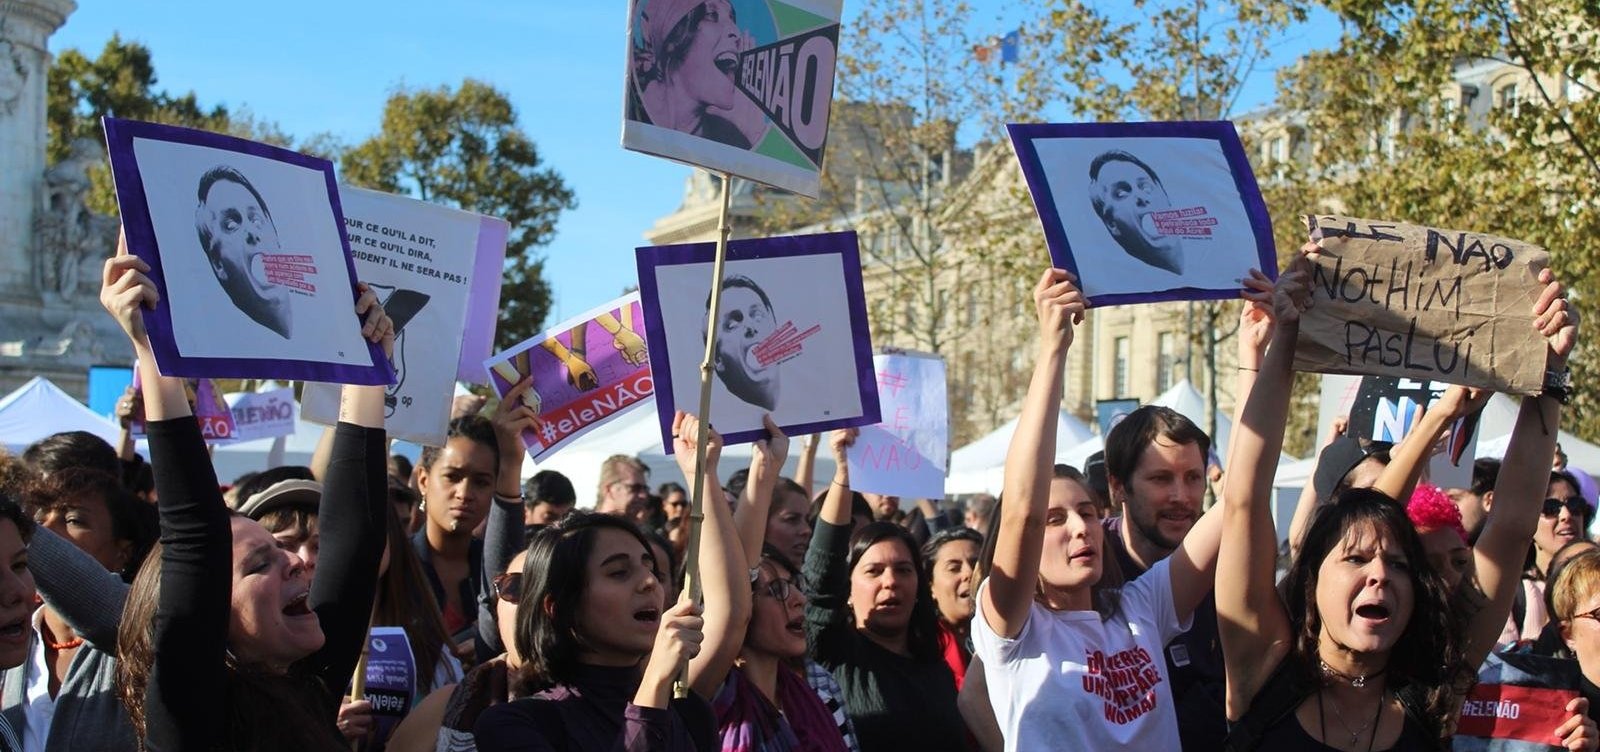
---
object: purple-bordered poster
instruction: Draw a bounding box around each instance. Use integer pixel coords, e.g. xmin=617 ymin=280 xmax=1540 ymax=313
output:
xmin=636 ymin=231 xmax=880 ymax=450
xmin=1008 ymin=121 xmax=1277 ymax=307
xmin=103 ymin=117 xmax=393 ymax=384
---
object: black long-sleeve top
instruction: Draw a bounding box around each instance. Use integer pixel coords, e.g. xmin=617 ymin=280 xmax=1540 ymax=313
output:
xmin=143 ymin=418 xmax=387 ymax=751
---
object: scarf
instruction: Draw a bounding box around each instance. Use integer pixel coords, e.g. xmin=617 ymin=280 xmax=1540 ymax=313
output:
xmin=714 ymin=666 xmax=849 ymax=752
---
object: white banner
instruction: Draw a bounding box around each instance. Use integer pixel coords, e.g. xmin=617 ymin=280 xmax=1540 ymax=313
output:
xmin=848 ymin=352 xmax=948 ymax=499
xmin=224 ymin=387 xmax=298 ymax=443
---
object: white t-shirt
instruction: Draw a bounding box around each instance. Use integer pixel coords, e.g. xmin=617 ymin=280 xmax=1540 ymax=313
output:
xmin=972 ymin=557 xmax=1192 ymax=752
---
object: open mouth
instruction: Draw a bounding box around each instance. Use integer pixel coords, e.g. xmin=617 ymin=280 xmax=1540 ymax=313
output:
xmin=1138 ymin=213 xmax=1167 ymax=240
xmin=633 ymin=608 xmax=660 ymax=624
xmin=1354 ymin=603 xmax=1391 ymax=622
xmin=0 ymin=617 xmax=25 ymax=642
xmin=874 ymin=598 xmax=903 ymax=612
xmin=785 ymin=616 xmax=805 ymax=636
xmin=714 ymin=52 xmax=739 ymax=76
xmin=282 ymin=592 xmax=312 ymax=617
xmin=248 ymin=253 xmax=276 ymax=289
xmin=1070 ymin=548 xmax=1096 ymax=563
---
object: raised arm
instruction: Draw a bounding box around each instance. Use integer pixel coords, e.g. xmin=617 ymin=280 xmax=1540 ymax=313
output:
xmin=102 ymin=237 xmax=232 ymax=750
xmin=1168 ymin=271 xmax=1276 ymax=624
xmin=1217 ymin=257 xmax=1310 ymax=720
xmin=1373 ymin=388 xmax=1488 ymax=504
xmin=300 ymin=283 xmax=393 ymax=695
xmin=794 ymin=434 xmax=820 ymax=499
xmin=478 ymin=377 xmax=540 ymax=659
xmin=680 ymin=412 xmax=754 ymax=699
xmin=804 ymin=429 xmax=860 ymax=656
xmin=732 ymin=415 xmax=789 ymax=570
xmin=981 ymin=269 xmax=1082 ymax=639
xmin=1461 ymin=268 xmax=1574 ymax=667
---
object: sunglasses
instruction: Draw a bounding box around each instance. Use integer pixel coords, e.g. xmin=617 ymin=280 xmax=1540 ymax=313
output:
xmin=1542 ymin=497 xmax=1589 ymax=519
xmin=492 ymin=572 xmax=521 ymax=605
xmin=754 ymin=576 xmax=802 ymax=601
xmin=612 ymin=482 xmax=650 ymax=495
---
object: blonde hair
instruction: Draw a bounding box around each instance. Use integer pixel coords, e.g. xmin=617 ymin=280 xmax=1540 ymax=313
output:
xmin=596 ymin=454 xmax=648 ymax=505
xmin=1551 ymin=549 xmax=1600 ymax=622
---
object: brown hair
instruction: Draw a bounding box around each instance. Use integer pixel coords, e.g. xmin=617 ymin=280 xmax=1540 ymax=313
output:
xmin=372 ymin=503 xmax=453 ymax=693
xmin=1552 ymin=549 xmax=1600 ymax=624
xmin=116 ymin=527 xmax=348 ymax=751
xmin=595 ymin=454 xmax=648 ymax=505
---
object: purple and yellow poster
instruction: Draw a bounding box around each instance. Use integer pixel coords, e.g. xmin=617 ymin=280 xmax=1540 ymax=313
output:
xmin=484 ymin=293 xmax=654 ymax=461
xmin=623 ymin=0 xmax=842 ymax=197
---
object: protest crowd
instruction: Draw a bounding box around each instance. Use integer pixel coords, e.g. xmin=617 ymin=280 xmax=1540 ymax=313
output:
xmin=0 ymin=5 xmax=1595 ymax=752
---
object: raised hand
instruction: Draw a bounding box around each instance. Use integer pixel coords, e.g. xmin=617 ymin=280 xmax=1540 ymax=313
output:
xmin=100 ymin=230 xmax=160 ymax=348
xmin=492 ymin=375 xmax=541 ymax=456
xmin=1533 ymin=268 xmax=1579 ymax=362
xmin=751 ymin=414 xmax=791 ymax=477
xmin=829 ymin=427 xmax=858 ymax=468
xmin=673 ymin=411 xmax=724 ymax=478
xmin=354 ymin=282 xmax=396 ymax=362
xmin=637 ymin=596 xmax=705 ymax=707
xmin=1237 ymin=268 xmax=1276 ymax=365
xmin=1033 ymin=268 xmax=1086 ymax=350
xmin=1269 ymin=251 xmax=1315 ymax=325
xmin=1431 ymin=385 xmax=1490 ymax=422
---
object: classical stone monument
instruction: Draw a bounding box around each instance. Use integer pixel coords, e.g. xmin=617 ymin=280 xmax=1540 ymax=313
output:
xmin=0 ymin=0 xmax=130 ymax=397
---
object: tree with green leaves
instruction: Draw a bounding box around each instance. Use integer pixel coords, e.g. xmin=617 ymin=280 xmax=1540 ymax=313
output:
xmin=47 ymin=35 xmax=289 ymax=217
xmin=340 ymin=80 xmax=576 ymax=349
xmin=1263 ymin=0 xmax=1600 ymax=441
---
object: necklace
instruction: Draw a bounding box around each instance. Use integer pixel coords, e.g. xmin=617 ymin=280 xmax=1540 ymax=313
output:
xmin=1320 ymin=658 xmax=1385 ymax=689
xmin=46 ymin=636 xmax=83 ymax=651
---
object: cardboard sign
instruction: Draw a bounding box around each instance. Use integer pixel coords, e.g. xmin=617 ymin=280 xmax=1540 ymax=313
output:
xmin=636 ymin=231 xmax=880 ymax=450
xmin=102 ymin=117 xmax=392 ymax=384
xmin=1294 ymin=215 xmax=1550 ymax=395
xmin=622 ymin=0 xmax=843 ymax=197
xmin=362 ymin=626 xmax=417 ymax=742
xmin=224 ymin=387 xmax=297 ymax=442
xmin=300 ymin=187 xmax=507 ymax=446
xmin=1455 ymin=651 xmax=1579 ymax=751
xmin=1007 ymin=121 xmax=1276 ymax=306
xmin=848 ymin=352 xmax=947 ymax=499
xmin=484 ymin=293 xmax=655 ymax=462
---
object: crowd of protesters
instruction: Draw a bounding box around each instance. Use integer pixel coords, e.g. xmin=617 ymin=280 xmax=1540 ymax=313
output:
xmin=0 ymin=228 xmax=1590 ymax=752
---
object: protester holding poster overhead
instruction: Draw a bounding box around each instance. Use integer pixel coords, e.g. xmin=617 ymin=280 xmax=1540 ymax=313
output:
xmin=805 ymin=429 xmax=966 ymax=752
xmin=99 ymin=241 xmax=394 ymax=751
xmin=1215 ymin=251 xmax=1594 ymax=751
xmin=972 ymin=269 xmax=1223 ymax=752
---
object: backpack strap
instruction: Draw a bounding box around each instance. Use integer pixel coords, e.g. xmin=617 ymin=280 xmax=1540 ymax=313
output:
xmin=1222 ymin=661 xmax=1316 ymax=752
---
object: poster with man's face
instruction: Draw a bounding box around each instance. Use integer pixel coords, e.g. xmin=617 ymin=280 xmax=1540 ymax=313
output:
xmin=636 ymin=231 xmax=880 ymax=449
xmin=1008 ymin=121 xmax=1277 ymax=307
xmin=104 ymin=118 xmax=392 ymax=384
xmin=623 ymin=0 xmax=842 ymax=197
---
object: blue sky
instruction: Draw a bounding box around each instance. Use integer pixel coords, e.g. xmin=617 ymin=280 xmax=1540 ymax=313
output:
xmin=52 ymin=1 xmax=1322 ymax=326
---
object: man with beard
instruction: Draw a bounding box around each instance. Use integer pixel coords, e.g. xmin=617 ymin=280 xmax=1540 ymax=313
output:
xmin=1088 ymin=150 xmax=1186 ymax=275
xmin=1102 ymin=405 xmax=1224 ymax=751
xmin=193 ymin=166 xmax=293 ymax=338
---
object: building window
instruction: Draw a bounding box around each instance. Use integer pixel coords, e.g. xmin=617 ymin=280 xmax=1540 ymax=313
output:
xmin=1497 ymin=82 xmax=1519 ymax=113
xmin=1113 ymin=336 xmax=1130 ymax=398
xmin=1157 ymin=332 xmax=1178 ymax=392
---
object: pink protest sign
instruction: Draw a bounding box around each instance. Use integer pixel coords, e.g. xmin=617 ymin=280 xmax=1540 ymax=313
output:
xmin=483 ymin=293 xmax=654 ymax=461
xmin=847 ymin=352 xmax=948 ymax=499
xmin=194 ymin=378 xmax=237 ymax=443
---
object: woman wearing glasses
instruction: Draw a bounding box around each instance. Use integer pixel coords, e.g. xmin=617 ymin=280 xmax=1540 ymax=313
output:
xmin=1548 ymin=549 xmax=1600 ymax=729
xmin=1505 ymin=472 xmax=1594 ymax=647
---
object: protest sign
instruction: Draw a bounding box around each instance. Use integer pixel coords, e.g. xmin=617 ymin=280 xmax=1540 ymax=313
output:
xmin=1295 ymin=215 xmax=1550 ymax=395
xmin=637 ymin=231 xmax=880 ymax=449
xmin=300 ymin=187 xmax=507 ymax=446
xmin=623 ymin=0 xmax=843 ymax=197
xmin=1007 ymin=121 xmax=1276 ymax=306
xmin=1095 ymin=398 xmax=1140 ymax=438
xmin=193 ymin=378 xmax=236 ymax=443
xmin=224 ymin=387 xmax=297 ymax=442
xmin=1319 ymin=374 xmax=1480 ymax=491
xmin=484 ymin=293 xmax=655 ymax=462
xmin=103 ymin=117 xmax=392 ymax=384
xmin=1455 ymin=651 xmax=1580 ymax=751
xmin=361 ymin=627 xmax=417 ymax=743
xmin=847 ymin=352 xmax=947 ymax=499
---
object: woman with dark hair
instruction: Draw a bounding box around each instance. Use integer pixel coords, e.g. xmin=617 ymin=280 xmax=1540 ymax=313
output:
xmin=101 ymin=246 xmax=393 ymax=752
xmin=629 ymin=0 xmax=765 ymax=148
xmin=922 ymin=527 xmax=981 ymax=691
xmin=0 ymin=466 xmax=157 ymax=751
xmin=973 ymin=270 xmax=1221 ymax=751
xmin=1217 ymin=252 xmax=1592 ymax=750
xmin=0 ymin=491 xmax=41 ymax=752
xmin=474 ymin=411 xmax=745 ymax=751
xmin=805 ymin=429 xmax=965 ymax=751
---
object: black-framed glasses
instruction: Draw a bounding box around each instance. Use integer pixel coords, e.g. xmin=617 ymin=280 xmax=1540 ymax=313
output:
xmin=492 ymin=572 xmax=522 ymax=604
xmin=1543 ymin=497 xmax=1588 ymax=519
xmin=612 ymin=482 xmax=649 ymax=495
xmin=754 ymin=576 xmax=800 ymax=601
xmin=1571 ymin=605 xmax=1600 ymax=624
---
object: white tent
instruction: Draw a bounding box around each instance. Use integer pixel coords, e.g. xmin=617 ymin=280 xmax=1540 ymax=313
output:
xmin=944 ymin=410 xmax=1093 ymax=495
xmin=1151 ymin=379 xmax=1232 ymax=461
xmin=0 ymin=377 xmax=121 ymax=454
xmin=519 ymin=398 xmax=838 ymax=507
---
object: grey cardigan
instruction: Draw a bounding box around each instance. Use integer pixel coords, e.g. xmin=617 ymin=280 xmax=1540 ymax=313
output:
xmin=1 ymin=529 xmax=137 ymax=751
